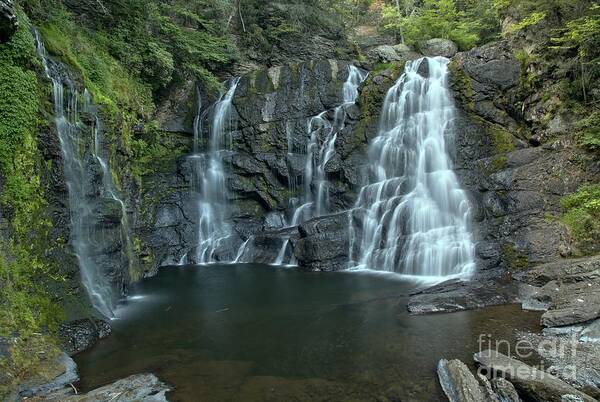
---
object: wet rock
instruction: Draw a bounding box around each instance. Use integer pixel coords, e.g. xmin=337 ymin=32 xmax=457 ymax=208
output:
xmin=491 ymin=377 xmax=520 ymax=402
xmin=0 ymin=0 xmax=17 ymax=43
xmin=58 ymin=318 xmax=111 ymax=355
xmin=18 ymin=353 xmax=79 ymax=399
xmin=35 ymin=373 xmax=170 ymax=401
xmin=437 ymin=359 xmax=485 ymax=402
xmin=293 ymin=212 xmax=350 ymax=271
xmin=420 ymin=38 xmax=458 ymax=58
xmin=236 ymin=227 xmax=299 ymax=264
xmin=540 ymin=281 xmax=600 ymax=327
xmin=474 ymin=350 xmax=596 ymax=402
xmin=514 ymin=257 xmax=600 ymax=287
xmin=408 ymin=277 xmax=519 ymax=314
xmin=519 ymin=331 xmax=600 ymax=397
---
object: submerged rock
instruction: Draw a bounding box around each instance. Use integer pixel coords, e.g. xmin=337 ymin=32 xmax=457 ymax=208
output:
xmin=437 ymin=359 xmax=486 ymax=402
xmin=474 ymin=350 xmax=596 ymax=402
xmin=33 ymin=373 xmax=170 ymax=401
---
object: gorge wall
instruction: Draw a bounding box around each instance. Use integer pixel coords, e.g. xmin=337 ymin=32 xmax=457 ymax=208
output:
xmin=1 ymin=0 xmax=599 ymax=339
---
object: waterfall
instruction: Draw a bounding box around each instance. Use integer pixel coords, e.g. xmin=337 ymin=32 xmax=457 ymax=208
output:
xmin=188 ymin=78 xmax=240 ymax=264
xmin=272 ymin=65 xmax=366 ymax=266
xmin=290 ymin=65 xmax=367 ymax=225
xmin=349 ymin=57 xmax=475 ymax=279
xmin=33 ymin=29 xmax=133 ymax=317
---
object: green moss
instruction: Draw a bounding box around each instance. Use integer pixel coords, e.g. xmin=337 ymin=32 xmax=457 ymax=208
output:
xmin=0 ymin=10 xmax=66 ymax=341
xmin=38 ymin=11 xmax=153 ymax=117
xmin=560 ymin=184 xmax=600 ymax=254
xmin=448 ymin=60 xmax=475 ymax=111
xmin=131 ymin=123 xmax=190 ymax=179
xmin=0 ymin=334 xmax=62 ymax=400
xmin=502 ymin=243 xmax=529 ymax=270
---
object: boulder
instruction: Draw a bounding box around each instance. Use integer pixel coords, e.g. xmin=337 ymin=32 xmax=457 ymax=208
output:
xmin=293 ymin=212 xmax=350 ymax=271
xmin=0 ymin=0 xmax=17 ymax=43
xmin=367 ymin=43 xmax=421 ymax=64
xmin=58 ymin=318 xmax=111 ymax=355
xmin=420 ymin=38 xmax=458 ymax=58
xmin=437 ymin=359 xmax=486 ymax=402
xmin=368 ymin=45 xmax=403 ymax=63
xmin=473 ymin=350 xmax=596 ymax=402
xmin=491 ymin=377 xmax=521 ymax=402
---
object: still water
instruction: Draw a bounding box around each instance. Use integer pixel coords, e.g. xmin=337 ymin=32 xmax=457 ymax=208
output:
xmin=75 ymin=264 xmax=541 ymax=401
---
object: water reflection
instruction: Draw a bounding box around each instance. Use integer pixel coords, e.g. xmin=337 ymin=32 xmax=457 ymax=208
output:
xmin=76 ymin=264 xmax=540 ymax=401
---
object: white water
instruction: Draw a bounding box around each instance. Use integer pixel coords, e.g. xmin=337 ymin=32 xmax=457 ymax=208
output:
xmin=189 ymin=79 xmax=240 ymax=264
xmin=272 ymin=65 xmax=366 ymax=266
xmin=290 ymin=65 xmax=367 ymax=225
xmin=349 ymin=58 xmax=475 ymax=279
xmin=34 ymin=30 xmax=133 ymax=317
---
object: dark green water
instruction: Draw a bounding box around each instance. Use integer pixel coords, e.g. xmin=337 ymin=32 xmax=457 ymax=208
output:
xmin=75 ymin=264 xmax=541 ymax=401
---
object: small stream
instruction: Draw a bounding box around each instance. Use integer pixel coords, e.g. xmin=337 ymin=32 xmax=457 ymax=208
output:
xmin=75 ymin=265 xmax=541 ymax=401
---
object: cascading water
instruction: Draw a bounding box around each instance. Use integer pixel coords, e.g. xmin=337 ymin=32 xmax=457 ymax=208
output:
xmin=349 ymin=57 xmax=475 ymax=279
xmin=273 ymin=65 xmax=366 ymax=266
xmin=33 ymin=29 xmax=133 ymax=317
xmin=188 ymin=78 xmax=240 ymax=264
xmin=290 ymin=65 xmax=368 ymax=225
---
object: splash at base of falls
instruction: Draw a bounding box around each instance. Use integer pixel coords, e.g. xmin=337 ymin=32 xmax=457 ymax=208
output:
xmin=348 ymin=57 xmax=475 ymax=279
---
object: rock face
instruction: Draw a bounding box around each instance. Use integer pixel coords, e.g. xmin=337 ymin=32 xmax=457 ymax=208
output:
xmin=420 ymin=38 xmax=458 ymax=58
xmin=293 ymin=212 xmax=350 ymax=271
xmin=514 ymin=256 xmax=600 ymax=327
xmin=31 ymin=373 xmax=170 ymax=402
xmin=139 ymin=60 xmax=368 ymax=268
xmin=0 ymin=0 xmax=17 ymax=43
xmin=450 ymin=40 xmax=599 ymax=275
xmin=58 ymin=319 xmax=111 ymax=355
xmin=474 ymin=350 xmax=596 ymax=402
xmin=437 ymin=359 xmax=486 ymax=402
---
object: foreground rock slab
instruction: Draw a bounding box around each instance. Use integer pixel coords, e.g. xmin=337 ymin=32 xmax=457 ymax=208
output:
xmin=437 ymin=359 xmax=485 ymax=402
xmin=474 ymin=350 xmax=596 ymax=402
xmin=33 ymin=373 xmax=170 ymax=401
xmin=408 ymin=277 xmax=519 ymax=314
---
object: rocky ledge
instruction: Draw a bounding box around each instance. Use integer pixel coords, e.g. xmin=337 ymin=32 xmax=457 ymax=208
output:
xmin=438 ymin=351 xmax=598 ymax=402
xmin=30 ymin=373 xmax=170 ymax=402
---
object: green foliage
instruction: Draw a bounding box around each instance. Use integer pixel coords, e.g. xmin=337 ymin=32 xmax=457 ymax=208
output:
xmin=239 ymin=0 xmax=346 ymax=61
xmin=0 ymin=10 xmax=65 ymax=338
xmin=38 ymin=10 xmax=153 ymax=116
xmin=577 ymin=112 xmax=600 ymax=150
xmin=0 ymin=334 xmax=62 ymax=400
xmin=504 ymin=11 xmax=546 ymax=34
xmin=561 ymin=184 xmax=600 ymax=253
xmin=381 ymin=0 xmax=501 ymax=50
